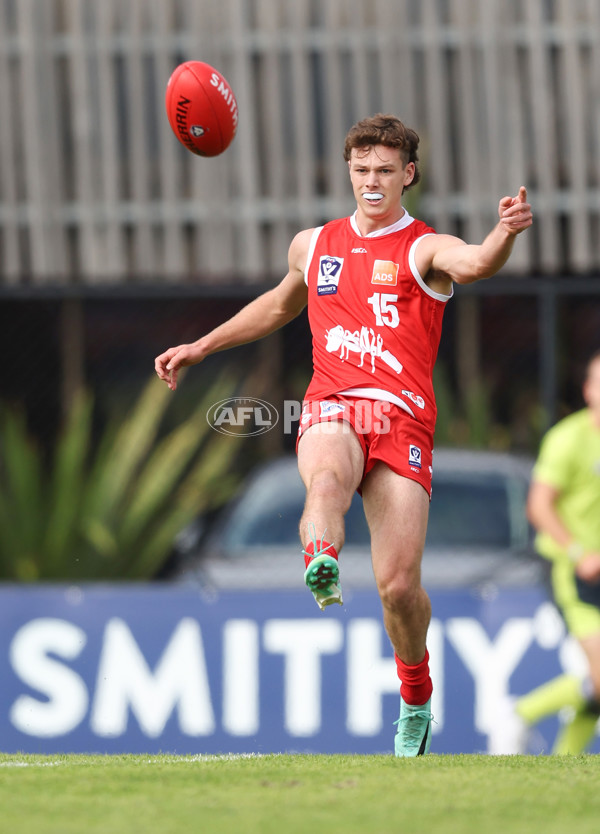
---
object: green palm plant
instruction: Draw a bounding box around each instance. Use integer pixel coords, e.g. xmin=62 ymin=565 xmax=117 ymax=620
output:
xmin=0 ymin=374 xmax=245 ymax=580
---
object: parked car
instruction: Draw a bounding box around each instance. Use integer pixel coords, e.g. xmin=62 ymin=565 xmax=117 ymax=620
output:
xmin=172 ymin=448 xmax=546 ymax=593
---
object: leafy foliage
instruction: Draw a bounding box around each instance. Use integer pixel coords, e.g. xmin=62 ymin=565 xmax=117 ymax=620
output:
xmin=0 ymin=375 xmax=243 ymax=580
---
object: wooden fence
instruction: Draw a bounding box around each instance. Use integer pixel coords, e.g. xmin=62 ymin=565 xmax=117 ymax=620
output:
xmin=1 ymin=0 xmax=600 ymax=286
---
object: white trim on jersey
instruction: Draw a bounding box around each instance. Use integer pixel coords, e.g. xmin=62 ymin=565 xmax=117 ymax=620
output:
xmin=349 ymin=210 xmax=415 ymax=238
xmin=304 ymin=226 xmax=324 ymax=286
xmin=408 ymin=234 xmax=454 ymax=302
xmin=338 ymin=386 xmax=416 ymax=418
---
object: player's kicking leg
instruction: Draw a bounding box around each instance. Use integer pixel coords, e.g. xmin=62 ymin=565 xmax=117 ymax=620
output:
xmin=297 ymin=419 xmax=364 ymax=611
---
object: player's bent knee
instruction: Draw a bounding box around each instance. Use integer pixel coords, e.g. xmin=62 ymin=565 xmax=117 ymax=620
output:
xmin=377 ymin=571 xmax=422 ymax=612
xmin=306 ymin=469 xmax=354 ymax=510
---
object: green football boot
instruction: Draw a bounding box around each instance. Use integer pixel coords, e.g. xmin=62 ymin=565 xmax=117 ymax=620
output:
xmin=302 ymin=525 xmax=342 ymax=611
xmin=394 ymin=697 xmax=433 ymax=757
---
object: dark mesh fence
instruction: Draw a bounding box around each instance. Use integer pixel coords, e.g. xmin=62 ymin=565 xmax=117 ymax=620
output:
xmin=1 ymin=281 xmax=599 ymax=582
xmin=2 ymin=283 xmax=599 ymax=459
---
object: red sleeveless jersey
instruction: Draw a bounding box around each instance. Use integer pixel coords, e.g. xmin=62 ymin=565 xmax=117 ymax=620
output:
xmin=303 ymin=213 xmax=452 ymax=434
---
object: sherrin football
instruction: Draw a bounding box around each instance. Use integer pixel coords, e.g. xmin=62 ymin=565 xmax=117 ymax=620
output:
xmin=165 ymin=61 xmax=238 ymax=157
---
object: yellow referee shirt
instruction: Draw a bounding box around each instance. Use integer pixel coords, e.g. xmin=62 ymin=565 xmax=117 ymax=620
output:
xmin=533 ymin=408 xmax=600 ymax=560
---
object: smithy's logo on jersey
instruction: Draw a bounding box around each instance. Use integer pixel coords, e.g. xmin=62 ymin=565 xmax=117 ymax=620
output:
xmin=317 ymin=256 xmax=344 ymax=295
xmin=319 ymin=400 xmax=346 ymax=417
xmin=409 ymin=444 xmax=422 ymax=469
xmin=371 ymin=260 xmax=399 ymax=286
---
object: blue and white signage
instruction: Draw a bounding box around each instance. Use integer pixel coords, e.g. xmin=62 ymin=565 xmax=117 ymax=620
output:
xmin=0 ymin=585 xmax=595 ymax=754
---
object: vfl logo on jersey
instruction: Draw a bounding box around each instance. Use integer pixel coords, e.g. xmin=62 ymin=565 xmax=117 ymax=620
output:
xmin=409 ymin=444 xmax=422 ymax=469
xmin=317 ymin=256 xmax=344 ymax=295
xmin=371 ymin=259 xmax=399 ymax=286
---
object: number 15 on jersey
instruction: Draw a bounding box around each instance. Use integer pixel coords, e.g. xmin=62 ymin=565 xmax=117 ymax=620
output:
xmin=367 ymin=292 xmax=400 ymax=328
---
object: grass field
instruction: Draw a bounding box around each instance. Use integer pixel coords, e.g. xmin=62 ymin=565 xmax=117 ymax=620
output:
xmin=2 ymin=752 xmax=599 ymax=834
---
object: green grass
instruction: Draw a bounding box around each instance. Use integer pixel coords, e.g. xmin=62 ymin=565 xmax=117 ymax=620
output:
xmin=1 ymin=753 xmax=599 ymax=834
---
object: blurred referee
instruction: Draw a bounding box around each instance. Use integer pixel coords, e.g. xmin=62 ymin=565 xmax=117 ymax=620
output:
xmin=516 ymin=350 xmax=600 ymax=754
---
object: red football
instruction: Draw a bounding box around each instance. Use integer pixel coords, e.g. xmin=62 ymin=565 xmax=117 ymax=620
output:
xmin=165 ymin=61 xmax=238 ymax=157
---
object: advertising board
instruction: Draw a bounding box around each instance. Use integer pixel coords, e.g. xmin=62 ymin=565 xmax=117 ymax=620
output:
xmin=0 ymin=585 xmax=593 ymax=755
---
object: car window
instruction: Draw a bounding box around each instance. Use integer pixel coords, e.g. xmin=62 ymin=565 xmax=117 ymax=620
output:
xmin=219 ymin=467 xmax=372 ymax=549
xmin=220 ymin=468 xmax=305 ymax=548
xmin=427 ymin=475 xmax=518 ymax=548
xmin=216 ymin=460 xmax=529 ymax=552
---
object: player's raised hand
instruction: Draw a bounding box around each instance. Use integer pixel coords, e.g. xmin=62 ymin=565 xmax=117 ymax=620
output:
xmin=497 ymin=186 xmax=532 ymax=235
xmin=155 ymin=343 xmax=204 ymax=391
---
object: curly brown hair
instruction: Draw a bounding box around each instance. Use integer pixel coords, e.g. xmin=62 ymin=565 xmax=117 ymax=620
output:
xmin=343 ymin=114 xmax=421 ymax=189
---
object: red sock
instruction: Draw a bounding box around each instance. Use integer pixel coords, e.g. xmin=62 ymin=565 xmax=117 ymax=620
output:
xmin=303 ymin=538 xmax=338 ymax=568
xmin=395 ymin=649 xmax=433 ymax=706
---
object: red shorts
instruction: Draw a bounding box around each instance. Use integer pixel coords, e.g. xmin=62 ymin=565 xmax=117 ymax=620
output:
xmin=296 ymin=396 xmax=433 ymax=497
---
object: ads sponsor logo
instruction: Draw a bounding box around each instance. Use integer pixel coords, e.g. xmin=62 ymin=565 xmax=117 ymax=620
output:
xmin=409 ymin=444 xmax=422 ymax=469
xmin=371 ymin=260 xmax=399 ymax=286
xmin=317 ymin=256 xmax=344 ymax=295
xmin=207 ymin=398 xmax=279 ymax=436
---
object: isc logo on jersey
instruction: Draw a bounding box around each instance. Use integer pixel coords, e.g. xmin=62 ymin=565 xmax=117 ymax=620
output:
xmin=371 ymin=260 xmax=399 ymax=286
xmin=317 ymin=256 xmax=344 ymax=295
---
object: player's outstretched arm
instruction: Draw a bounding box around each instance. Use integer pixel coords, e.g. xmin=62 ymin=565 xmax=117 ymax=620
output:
xmin=154 ymin=230 xmax=311 ymax=390
xmin=418 ymin=186 xmax=533 ymax=286
xmin=528 ymin=479 xmax=600 ymax=582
